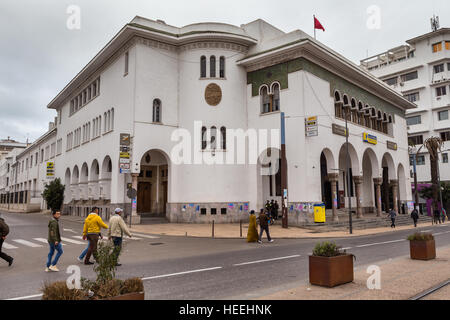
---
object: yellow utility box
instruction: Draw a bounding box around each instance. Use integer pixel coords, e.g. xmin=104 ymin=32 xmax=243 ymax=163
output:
xmin=314 ymin=204 xmax=326 ymax=223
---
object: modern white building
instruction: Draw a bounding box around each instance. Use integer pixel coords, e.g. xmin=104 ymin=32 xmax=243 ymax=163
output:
xmin=0 ymin=17 xmax=415 ymax=224
xmin=361 ymin=27 xmax=450 ymax=186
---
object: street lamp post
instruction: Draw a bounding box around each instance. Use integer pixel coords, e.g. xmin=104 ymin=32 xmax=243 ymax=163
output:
xmin=409 ymin=147 xmax=419 ymax=210
xmin=345 ymin=107 xmax=353 ymax=234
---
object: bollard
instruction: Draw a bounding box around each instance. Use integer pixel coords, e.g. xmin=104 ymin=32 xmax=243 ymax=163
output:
xmin=212 ymin=220 xmax=215 ymax=238
xmin=240 ymin=220 xmax=242 ymax=238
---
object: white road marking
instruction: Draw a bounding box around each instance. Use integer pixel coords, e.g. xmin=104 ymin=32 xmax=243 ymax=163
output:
xmin=356 ymin=239 xmax=405 ymax=248
xmin=63 ymin=228 xmax=76 ymax=233
xmin=61 ymin=237 xmax=85 ymax=245
xmin=6 ymin=293 xmax=43 ymax=301
xmin=12 ymin=239 xmax=42 ymax=248
xmin=232 ymin=255 xmax=301 ymax=267
xmin=131 ymin=233 xmax=159 ymax=239
xmin=421 ymin=230 xmax=432 ymax=233
xmin=142 ymin=267 xmax=223 ymax=281
xmin=433 ymin=231 xmax=450 ymax=236
xmin=342 ymin=247 xmax=353 ymax=250
xmin=33 ymin=238 xmax=66 ymax=246
xmin=2 ymin=242 xmax=18 ymax=249
xmin=72 ymin=236 xmax=84 ymax=240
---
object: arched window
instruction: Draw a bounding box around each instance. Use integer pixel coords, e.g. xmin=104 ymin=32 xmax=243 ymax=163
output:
xmin=272 ymin=83 xmax=280 ymax=111
xmin=220 ymin=127 xmax=226 ymax=150
xmin=334 ymin=91 xmax=343 ymax=119
xmin=104 ymin=112 xmax=107 ymax=133
xmin=201 ymin=126 xmax=207 ymax=150
xmin=98 ymin=116 xmax=101 ymax=136
xmin=210 ymin=56 xmax=216 ymax=78
xmin=107 ymin=110 xmax=111 ymax=131
xmin=219 ymin=56 xmax=225 ymax=78
xmin=261 ymin=86 xmax=270 ymax=113
xmin=153 ymin=99 xmax=161 ymax=123
xmin=211 ymin=126 xmax=217 ymax=150
xmin=200 ymin=56 xmax=206 ymax=78
xmin=111 ymin=108 xmax=114 ymax=130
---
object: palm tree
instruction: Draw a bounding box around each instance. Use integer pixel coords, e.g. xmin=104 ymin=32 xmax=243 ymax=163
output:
xmin=417 ymin=137 xmax=443 ymax=211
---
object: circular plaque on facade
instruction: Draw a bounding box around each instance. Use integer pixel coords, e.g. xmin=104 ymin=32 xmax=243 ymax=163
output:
xmin=205 ymin=83 xmax=222 ymax=106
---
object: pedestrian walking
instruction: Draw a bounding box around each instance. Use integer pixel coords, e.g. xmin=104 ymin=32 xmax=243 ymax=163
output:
xmin=441 ymin=208 xmax=446 ymax=223
xmin=0 ymin=215 xmax=13 ymax=267
xmin=77 ymin=233 xmax=103 ymax=263
xmin=433 ymin=208 xmax=441 ymax=225
xmin=411 ymin=207 xmax=419 ymax=228
xmin=246 ymin=210 xmax=258 ymax=243
xmin=107 ymin=208 xmax=132 ymax=267
xmin=257 ymin=209 xmax=274 ymax=244
xmin=265 ymin=200 xmax=271 ymax=214
xmin=82 ymin=207 xmax=108 ymax=265
xmin=270 ymin=200 xmax=276 ymax=219
xmin=46 ymin=211 xmax=63 ymax=272
xmin=274 ymin=201 xmax=280 ymax=220
xmin=388 ymin=208 xmax=397 ymax=228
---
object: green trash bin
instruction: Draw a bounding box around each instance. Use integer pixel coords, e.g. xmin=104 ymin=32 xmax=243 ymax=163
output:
xmin=314 ymin=203 xmax=326 ymax=223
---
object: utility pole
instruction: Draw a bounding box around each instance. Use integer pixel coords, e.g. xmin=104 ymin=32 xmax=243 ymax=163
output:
xmin=281 ymin=112 xmax=288 ymax=229
xmin=345 ymin=107 xmax=353 ymax=234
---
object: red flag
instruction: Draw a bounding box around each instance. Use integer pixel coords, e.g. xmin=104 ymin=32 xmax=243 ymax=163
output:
xmin=314 ymin=17 xmax=325 ymax=31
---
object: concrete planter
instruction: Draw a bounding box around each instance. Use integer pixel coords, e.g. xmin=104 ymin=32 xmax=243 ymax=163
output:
xmin=309 ymin=254 xmax=354 ymax=288
xmin=410 ymin=240 xmax=436 ymax=261
xmin=103 ymin=292 xmax=145 ymax=300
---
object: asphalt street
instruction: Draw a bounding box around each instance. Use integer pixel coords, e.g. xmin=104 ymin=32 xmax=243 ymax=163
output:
xmin=0 ymin=211 xmax=449 ymax=300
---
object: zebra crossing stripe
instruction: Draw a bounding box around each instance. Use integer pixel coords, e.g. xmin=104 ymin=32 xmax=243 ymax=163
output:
xmin=72 ymin=236 xmax=83 ymax=240
xmin=33 ymin=238 xmax=66 ymax=246
xmin=2 ymin=242 xmax=18 ymax=249
xmin=13 ymin=239 xmax=42 ymax=248
xmin=131 ymin=233 xmax=159 ymax=239
xmin=61 ymin=237 xmax=85 ymax=245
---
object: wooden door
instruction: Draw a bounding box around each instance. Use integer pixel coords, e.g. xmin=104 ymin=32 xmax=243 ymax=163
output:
xmin=137 ymin=182 xmax=152 ymax=213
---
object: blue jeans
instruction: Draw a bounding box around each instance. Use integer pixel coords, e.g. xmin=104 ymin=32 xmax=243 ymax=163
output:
xmin=112 ymin=237 xmax=123 ymax=261
xmin=47 ymin=242 xmax=63 ymax=268
xmin=79 ymin=240 xmax=90 ymax=260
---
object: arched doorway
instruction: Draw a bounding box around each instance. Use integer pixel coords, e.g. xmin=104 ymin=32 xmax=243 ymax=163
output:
xmin=138 ymin=150 xmax=169 ymax=216
xmin=398 ymin=163 xmax=407 ymax=214
xmin=381 ymin=153 xmax=396 ymax=213
xmin=320 ymin=149 xmax=335 ymax=209
xmin=257 ymin=148 xmax=282 ymax=209
xmin=362 ymin=148 xmax=379 ymax=213
xmin=338 ymin=143 xmax=359 ymax=209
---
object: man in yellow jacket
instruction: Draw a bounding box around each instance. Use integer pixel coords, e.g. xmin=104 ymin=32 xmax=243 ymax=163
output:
xmin=82 ymin=207 xmax=108 ymax=265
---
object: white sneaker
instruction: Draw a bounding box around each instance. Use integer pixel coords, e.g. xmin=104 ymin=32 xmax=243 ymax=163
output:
xmin=269 ymin=240 xmax=274 ymax=243
xmin=77 ymin=257 xmax=83 ymax=263
xmin=45 ymin=267 xmax=50 ymax=272
xmin=258 ymin=240 xmax=262 ymax=244
xmin=49 ymin=265 xmax=59 ymax=272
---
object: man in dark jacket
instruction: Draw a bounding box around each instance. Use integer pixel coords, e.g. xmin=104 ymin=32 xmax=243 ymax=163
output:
xmin=257 ymin=209 xmax=274 ymax=244
xmin=388 ymin=209 xmax=397 ymax=228
xmin=433 ymin=208 xmax=441 ymax=225
xmin=411 ymin=208 xmax=419 ymax=228
xmin=0 ymin=216 xmax=13 ymax=266
xmin=46 ymin=211 xmax=63 ymax=272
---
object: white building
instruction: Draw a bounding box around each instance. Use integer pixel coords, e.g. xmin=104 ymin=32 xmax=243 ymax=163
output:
xmin=361 ymin=27 xmax=450 ymax=185
xmin=1 ymin=17 xmax=415 ymax=223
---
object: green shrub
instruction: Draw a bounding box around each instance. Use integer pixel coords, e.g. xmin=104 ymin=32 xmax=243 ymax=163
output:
xmin=121 ymin=278 xmax=144 ymax=295
xmin=93 ymin=240 xmax=119 ymax=284
xmin=41 ymin=281 xmax=87 ymax=300
xmin=407 ymin=233 xmax=434 ymax=241
xmin=42 ymin=178 xmax=65 ymax=213
xmin=312 ymin=241 xmax=346 ymax=257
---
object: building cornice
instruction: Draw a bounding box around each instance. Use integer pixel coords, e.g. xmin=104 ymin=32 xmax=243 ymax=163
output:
xmin=238 ymin=39 xmax=417 ymax=111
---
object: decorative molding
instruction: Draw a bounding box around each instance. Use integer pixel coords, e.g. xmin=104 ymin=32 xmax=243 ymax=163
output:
xmin=179 ymin=41 xmax=248 ymax=53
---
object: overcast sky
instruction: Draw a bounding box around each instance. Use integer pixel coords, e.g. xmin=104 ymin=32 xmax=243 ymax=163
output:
xmin=0 ymin=0 xmax=448 ymax=142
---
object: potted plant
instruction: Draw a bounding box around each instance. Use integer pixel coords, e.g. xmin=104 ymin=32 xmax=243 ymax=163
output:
xmin=309 ymin=241 xmax=354 ymax=288
xmin=42 ymin=241 xmax=145 ymax=300
xmin=407 ymin=233 xmax=436 ymax=261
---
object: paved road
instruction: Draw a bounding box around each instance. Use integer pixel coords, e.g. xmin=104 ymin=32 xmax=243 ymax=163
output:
xmin=1 ymin=211 xmax=449 ymax=300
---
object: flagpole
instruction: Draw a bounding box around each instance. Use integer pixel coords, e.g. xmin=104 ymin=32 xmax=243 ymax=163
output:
xmin=313 ymin=14 xmax=316 ymax=39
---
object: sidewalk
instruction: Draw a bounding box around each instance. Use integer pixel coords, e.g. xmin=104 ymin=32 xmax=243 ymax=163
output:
xmin=128 ymin=220 xmax=438 ymax=239
xmin=257 ymin=245 xmax=450 ymax=300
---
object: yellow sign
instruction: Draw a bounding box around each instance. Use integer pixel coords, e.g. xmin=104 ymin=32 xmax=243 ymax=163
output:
xmin=307 ymin=116 xmax=317 ymax=122
xmin=119 ymin=152 xmax=130 ymax=159
xmin=363 ymin=133 xmax=378 ymax=145
xmin=47 ymin=162 xmax=54 ymax=169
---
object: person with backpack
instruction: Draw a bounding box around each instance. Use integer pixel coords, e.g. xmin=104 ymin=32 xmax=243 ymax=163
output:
xmin=441 ymin=208 xmax=447 ymax=223
xmin=257 ymin=209 xmax=274 ymax=244
xmin=411 ymin=207 xmax=419 ymax=228
xmin=0 ymin=215 xmax=13 ymax=267
xmin=46 ymin=211 xmax=63 ymax=272
xmin=82 ymin=207 xmax=108 ymax=265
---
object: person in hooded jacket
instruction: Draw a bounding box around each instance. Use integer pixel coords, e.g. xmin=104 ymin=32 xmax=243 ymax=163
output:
xmin=411 ymin=207 xmax=419 ymax=228
xmin=82 ymin=207 xmax=108 ymax=265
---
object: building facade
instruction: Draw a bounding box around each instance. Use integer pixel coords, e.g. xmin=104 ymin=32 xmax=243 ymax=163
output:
xmin=0 ymin=17 xmax=415 ymax=224
xmin=361 ymin=28 xmax=450 ymax=187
